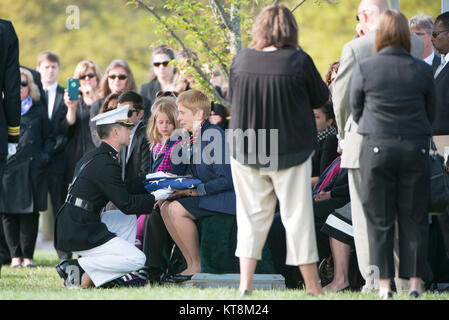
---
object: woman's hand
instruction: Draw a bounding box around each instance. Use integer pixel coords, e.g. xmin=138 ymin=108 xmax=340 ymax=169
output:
xmin=166 ymin=172 xmax=178 ymax=177
xmin=154 ymin=199 xmax=165 ymax=209
xmin=64 ymin=89 xmax=80 ymax=109
xmin=313 ymin=191 xmax=331 ymax=202
xmin=64 ymin=89 xmax=81 ymax=125
xmin=169 ymin=188 xmax=198 ymax=198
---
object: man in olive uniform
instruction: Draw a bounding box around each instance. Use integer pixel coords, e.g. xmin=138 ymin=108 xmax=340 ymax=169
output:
xmin=54 ymin=105 xmax=158 ymax=288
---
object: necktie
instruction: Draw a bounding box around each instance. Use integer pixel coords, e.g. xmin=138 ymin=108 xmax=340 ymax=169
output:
xmin=435 ymin=55 xmax=446 ymax=78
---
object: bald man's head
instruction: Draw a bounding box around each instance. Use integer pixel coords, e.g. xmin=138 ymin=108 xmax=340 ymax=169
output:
xmin=357 ymin=0 xmax=389 ymax=34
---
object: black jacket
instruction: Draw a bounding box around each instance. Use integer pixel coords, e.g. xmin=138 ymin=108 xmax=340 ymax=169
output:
xmin=0 ymin=19 xmax=21 ymax=163
xmin=0 ymin=101 xmax=55 ymax=213
xmin=312 ymin=134 xmax=339 ymax=177
xmin=54 ymin=142 xmax=155 ymax=252
xmin=140 ymin=79 xmax=161 ymax=109
xmin=351 ymin=46 xmax=435 ymax=136
xmin=122 ymin=121 xmax=150 ymax=181
xmin=432 ymin=53 xmax=449 ymax=135
xmin=59 ymin=100 xmax=95 ymax=183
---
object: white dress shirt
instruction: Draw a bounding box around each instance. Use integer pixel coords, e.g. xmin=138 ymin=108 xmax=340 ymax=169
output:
xmin=44 ymin=82 xmax=58 ymax=119
xmin=435 ymin=53 xmax=449 ymax=78
xmin=126 ymin=120 xmax=142 ymax=163
xmin=423 ymin=51 xmax=435 ymax=66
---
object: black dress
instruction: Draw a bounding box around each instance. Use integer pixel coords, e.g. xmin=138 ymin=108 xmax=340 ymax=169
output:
xmin=59 ymin=100 xmax=95 ymax=184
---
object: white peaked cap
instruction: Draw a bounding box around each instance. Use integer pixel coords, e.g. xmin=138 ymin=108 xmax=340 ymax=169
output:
xmin=90 ymin=104 xmax=134 ymax=127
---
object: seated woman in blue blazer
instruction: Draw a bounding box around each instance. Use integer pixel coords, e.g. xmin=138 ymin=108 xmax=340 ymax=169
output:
xmin=160 ymin=89 xmax=236 ymax=283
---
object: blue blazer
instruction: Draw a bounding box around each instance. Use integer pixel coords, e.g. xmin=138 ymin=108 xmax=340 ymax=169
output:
xmin=177 ymin=120 xmax=236 ymax=215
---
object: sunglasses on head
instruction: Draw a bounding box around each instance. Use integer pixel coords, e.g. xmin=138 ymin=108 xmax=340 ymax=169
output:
xmin=21 ymin=81 xmax=28 ymax=87
xmin=108 ymin=74 xmax=127 ymax=80
xmin=153 ymin=61 xmax=171 ymax=67
xmin=79 ymin=73 xmax=96 ymax=80
xmin=156 ymin=90 xmax=177 ymax=99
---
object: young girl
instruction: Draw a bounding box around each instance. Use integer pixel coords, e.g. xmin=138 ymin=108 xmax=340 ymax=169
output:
xmin=311 ymin=100 xmax=339 ymax=187
xmin=135 ymin=100 xmax=183 ymax=253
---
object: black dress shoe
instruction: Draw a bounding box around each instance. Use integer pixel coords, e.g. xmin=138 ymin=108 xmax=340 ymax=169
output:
xmin=55 ymin=259 xmax=84 ymax=287
xmin=166 ymin=273 xmax=193 ymax=283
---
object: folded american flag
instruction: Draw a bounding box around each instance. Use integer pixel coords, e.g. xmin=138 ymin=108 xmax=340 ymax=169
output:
xmin=143 ymin=176 xmax=202 ymax=192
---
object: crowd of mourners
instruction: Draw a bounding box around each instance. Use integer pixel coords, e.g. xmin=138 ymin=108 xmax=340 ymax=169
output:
xmin=1 ymin=0 xmax=449 ymax=299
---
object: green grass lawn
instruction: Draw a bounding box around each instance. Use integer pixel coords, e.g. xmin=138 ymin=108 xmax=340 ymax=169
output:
xmin=1 ymin=250 xmax=448 ymax=300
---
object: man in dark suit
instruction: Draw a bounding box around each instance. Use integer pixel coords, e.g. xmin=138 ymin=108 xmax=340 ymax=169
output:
xmin=431 ymin=12 xmax=449 ymax=137
xmin=431 ymin=11 xmax=449 ymax=275
xmin=54 ymin=105 xmax=157 ymax=288
xmin=0 ymin=19 xmax=21 ymax=272
xmin=36 ymin=51 xmax=71 ymax=261
xmin=117 ymin=91 xmax=150 ymax=182
xmin=410 ymin=13 xmax=441 ymax=67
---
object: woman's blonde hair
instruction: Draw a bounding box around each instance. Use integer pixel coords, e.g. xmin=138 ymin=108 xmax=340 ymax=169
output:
xmin=73 ymin=60 xmax=103 ymax=88
xmin=20 ymin=68 xmax=40 ymax=102
xmin=98 ymin=59 xmax=137 ymax=99
xmin=249 ymin=4 xmax=299 ymax=50
xmin=176 ymin=89 xmax=211 ymax=120
xmin=374 ymin=9 xmax=411 ymax=54
xmin=146 ymin=102 xmax=180 ymax=146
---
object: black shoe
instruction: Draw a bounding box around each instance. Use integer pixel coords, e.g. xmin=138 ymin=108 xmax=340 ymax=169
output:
xmin=55 ymin=259 xmax=84 ymax=287
xmin=101 ymin=271 xmax=148 ymax=288
xmin=166 ymin=273 xmax=193 ymax=283
xmin=409 ymin=290 xmax=420 ymax=298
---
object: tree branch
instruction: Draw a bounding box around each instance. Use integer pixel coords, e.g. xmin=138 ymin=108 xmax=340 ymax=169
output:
xmin=291 ymin=0 xmax=307 ymax=12
xmin=131 ymin=0 xmax=230 ymax=106
xmin=209 ymin=0 xmax=233 ymax=31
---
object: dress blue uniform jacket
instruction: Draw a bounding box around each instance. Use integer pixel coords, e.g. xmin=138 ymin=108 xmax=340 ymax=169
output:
xmin=176 ymin=120 xmax=236 ymax=215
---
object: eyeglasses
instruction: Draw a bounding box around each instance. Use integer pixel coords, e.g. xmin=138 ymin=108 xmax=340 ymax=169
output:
xmin=79 ymin=73 xmax=96 ymax=80
xmin=153 ymin=61 xmax=171 ymax=67
xmin=156 ymin=90 xmax=177 ymax=99
xmin=127 ymin=109 xmax=140 ymax=117
xmin=21 ymin=81 xmax=28 ymax=87
xmin=108 ymin=74 xmax=127 ymax=80
xmin=432 ymin=29 xmax=449 ymax=38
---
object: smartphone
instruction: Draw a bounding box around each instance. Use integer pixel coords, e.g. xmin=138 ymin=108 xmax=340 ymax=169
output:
xmin=67 ymin=78 xmax=79 ymax=100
